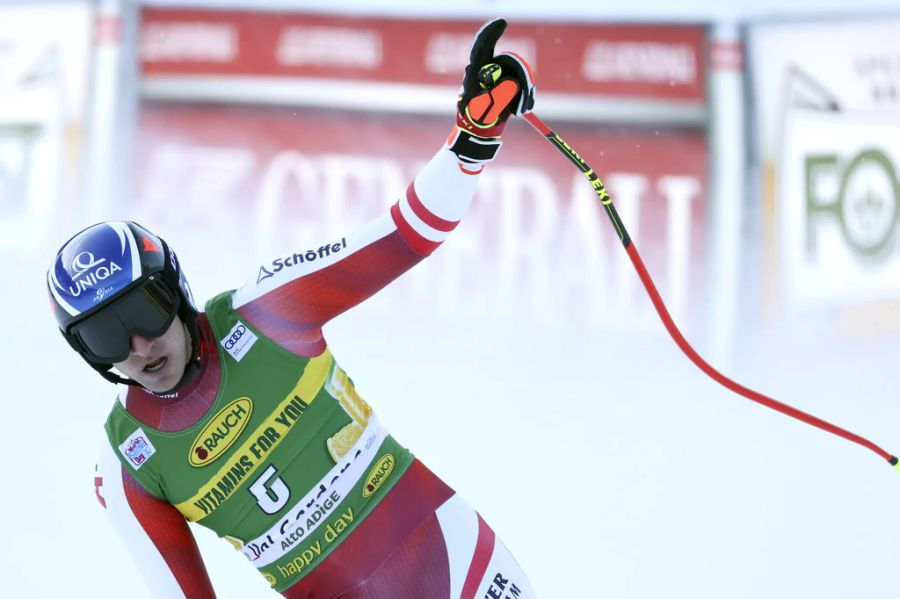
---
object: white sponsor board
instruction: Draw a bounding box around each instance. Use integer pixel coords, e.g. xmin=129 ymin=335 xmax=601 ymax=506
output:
xmin=0 ymin=2 xmax=91 ymax=247
xmin=747 ymin=16 xmax=900 ymax=318
xmin=748 ymin=17 xmax=900 ymax=158
xmin=778 ymin=109 xmax=900 ymax=308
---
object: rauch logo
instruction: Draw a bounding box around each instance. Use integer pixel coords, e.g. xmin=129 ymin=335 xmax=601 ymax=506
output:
xmin=363 ymin=454 xmax=395 ymax=498
xmin=189 ymin=397 xmax=253 ymax=467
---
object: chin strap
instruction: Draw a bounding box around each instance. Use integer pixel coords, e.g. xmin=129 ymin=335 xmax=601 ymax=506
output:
xmin=92 ymin=362 xmax=137 ymax=386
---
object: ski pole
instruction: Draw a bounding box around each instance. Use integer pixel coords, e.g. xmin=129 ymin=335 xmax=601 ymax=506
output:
xmin=522 ymin=110 xmax=898 ymax=471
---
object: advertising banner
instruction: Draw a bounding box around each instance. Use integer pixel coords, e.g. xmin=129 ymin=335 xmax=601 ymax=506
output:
xmin=132 ymin=104 xmax=708 ymax=334
xmin=746 ymin=16 xmax=900 ymax=329
xmin=779 ymin=110 xmax=900 ymax=308
xmin=0 ymin=2 xmax=92 ymax=246
xmin=139 ymin=9 xmax=707 ymax=122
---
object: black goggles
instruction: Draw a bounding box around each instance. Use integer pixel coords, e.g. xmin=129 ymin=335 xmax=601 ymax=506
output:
xmin=70 ymin=275 xmax=180 ymax=363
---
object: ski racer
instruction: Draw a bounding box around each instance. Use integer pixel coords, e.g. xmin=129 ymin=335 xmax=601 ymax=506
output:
xmin=47 ymin=18 xmax=537 ymax=599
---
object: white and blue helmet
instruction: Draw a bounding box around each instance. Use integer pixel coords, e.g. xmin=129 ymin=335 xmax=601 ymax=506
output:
xmin=48 ymin=221 xmax=196 ymax=383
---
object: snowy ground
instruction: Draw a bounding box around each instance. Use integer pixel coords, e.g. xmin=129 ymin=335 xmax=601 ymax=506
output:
xmin=4 ymin=217 xmax=898 ymax=598
xmin=3 ymin=1 xmax=900 ymax=596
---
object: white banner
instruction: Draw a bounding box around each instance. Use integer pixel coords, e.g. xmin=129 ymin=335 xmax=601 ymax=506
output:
xmin=748 ymin=17 xmax=900 ymax=160
xmin=0 ymin=1 xmax=91 ymax=246
xmin=779 ymin=109 xmax=900 ymax=307
xmin=747 ymin=15 xmax=900 ymax=320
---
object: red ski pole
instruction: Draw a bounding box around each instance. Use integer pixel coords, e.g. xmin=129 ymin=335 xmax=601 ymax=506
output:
xmin=522 ymin=110 xmax=898 ymax=471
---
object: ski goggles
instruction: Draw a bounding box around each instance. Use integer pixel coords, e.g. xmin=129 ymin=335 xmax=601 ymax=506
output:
xmin=70 ymin=275 xmax=180 ymax=363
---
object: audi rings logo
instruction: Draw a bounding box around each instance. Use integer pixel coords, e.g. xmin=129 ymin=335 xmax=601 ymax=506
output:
xmin=220 ymin=320 xmax=258 ymax=362
xmin=224 ymin=325 xmax=246 ymax=350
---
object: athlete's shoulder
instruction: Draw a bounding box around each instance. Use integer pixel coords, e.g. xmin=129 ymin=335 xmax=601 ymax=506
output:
xmin=103 ymin=384 xmax=132 ymax=427
xmin=230 ymin=214 xmax=396 ymax=310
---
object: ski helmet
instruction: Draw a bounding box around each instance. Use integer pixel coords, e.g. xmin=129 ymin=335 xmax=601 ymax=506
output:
xmin=47 ymin=221 xmax=197 ymax=384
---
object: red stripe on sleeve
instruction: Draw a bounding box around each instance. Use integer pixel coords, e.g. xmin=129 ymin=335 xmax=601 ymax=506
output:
xmin=122 ymin=470 xmax=216 ymax=598
xmin=406 ymin=184 xmax=459 ymax=233
xmin=458 ymin=163 xmax=484 ymax=175
xmin=460 ymin=513 xmax=497 ymax=599
xmin=390 ymin=202 xmax=441 ymax=256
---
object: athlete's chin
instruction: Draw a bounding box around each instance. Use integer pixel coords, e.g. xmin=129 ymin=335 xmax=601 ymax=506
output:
xmin=137 ymin=375 xmax=172 ymax=393
xmin=138 ymin=358 xmax=185 ymax=393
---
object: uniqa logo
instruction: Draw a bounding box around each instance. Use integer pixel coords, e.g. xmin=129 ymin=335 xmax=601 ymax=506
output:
xmin=72 ymin=251 xmax=105 ymax=276
xmin=362 ymin=453 xmax=395 ymax=498
xmin=189 ymin=397 xmax=253 ymax=467
xmin=66 ymin=251 xmax=123 ymax=297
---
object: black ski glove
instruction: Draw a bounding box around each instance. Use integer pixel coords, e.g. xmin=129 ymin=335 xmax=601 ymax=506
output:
xmin=448 ymin=18 xmax=537 ymax=168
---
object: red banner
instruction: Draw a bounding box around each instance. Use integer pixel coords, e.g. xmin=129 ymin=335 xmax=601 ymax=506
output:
xmin=140 ymin=9 xmax=707 ymax=103
xmin=132 ymin=104 xmax=708 ymax=333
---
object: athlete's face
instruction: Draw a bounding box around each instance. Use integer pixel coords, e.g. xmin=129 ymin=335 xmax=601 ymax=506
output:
xmin=113 ymin=315 xmax=192 ymax=393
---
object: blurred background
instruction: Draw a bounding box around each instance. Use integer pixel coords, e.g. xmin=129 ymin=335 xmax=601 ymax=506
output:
xmin=2 ymin=0 xmax=899 ymax=597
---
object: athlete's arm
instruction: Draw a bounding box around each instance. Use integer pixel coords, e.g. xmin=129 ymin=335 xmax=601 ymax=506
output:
xmin=230 ymin=18 xmax=535 ymax=355
xmin=96 ymin=441 xmax=216 ymax=599
xmin=230 ymin=146 xmax=483 ymax=355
